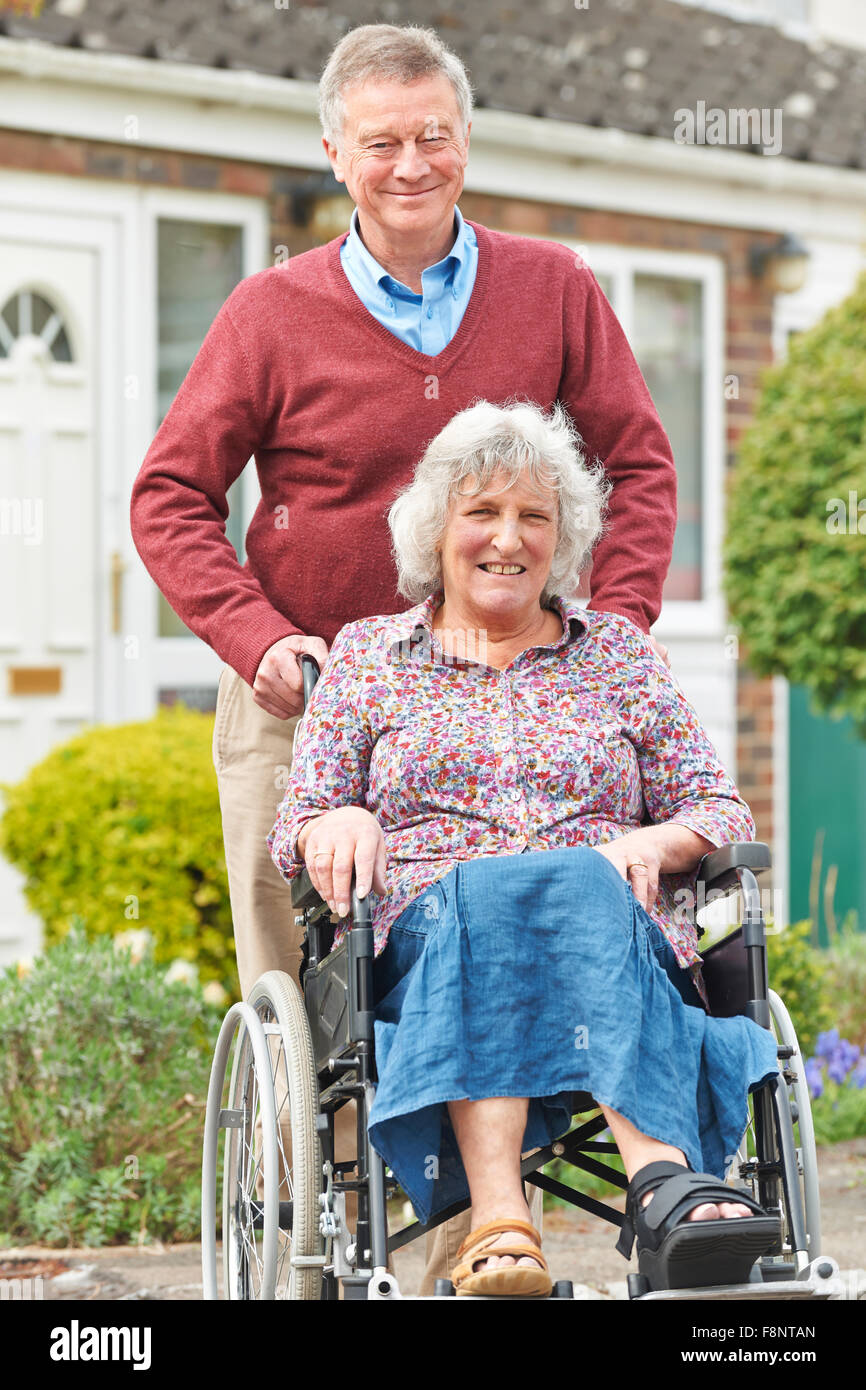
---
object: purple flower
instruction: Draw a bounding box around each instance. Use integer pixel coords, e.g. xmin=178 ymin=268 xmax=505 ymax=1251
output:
xmin=815 ymin=1028 xmax=840 ymax=1061
xmin=840 ymin=1039 xmax=861 ymax=1070
xmin=804 ymin=1058 xmax=824 ymax=1100
xmin=850 ymin=1056 xmax=866 ymax=1091
xmin=827 ymin=1039 xmax=861 ymax=1084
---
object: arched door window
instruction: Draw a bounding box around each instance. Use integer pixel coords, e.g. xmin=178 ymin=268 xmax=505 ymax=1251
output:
xmin=0 ymin=288 xmax=74 ymax=361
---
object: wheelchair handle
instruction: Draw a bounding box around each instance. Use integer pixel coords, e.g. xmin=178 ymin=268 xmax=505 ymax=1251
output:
xmin=299 ymin=653 xmax=320 ymax=710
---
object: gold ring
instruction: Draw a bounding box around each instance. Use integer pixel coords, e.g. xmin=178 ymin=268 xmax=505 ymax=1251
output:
xmin=313 ymin=851 xmax=335 ymax=859
xmin=628 ymin=861 xmax=648 ymax=872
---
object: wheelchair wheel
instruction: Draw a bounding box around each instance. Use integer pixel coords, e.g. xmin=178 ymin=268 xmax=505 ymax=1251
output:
xmin=202 ymin=999 xmax=278 ymax=1299
xmin=240 ymin=971 xmax=324 ymax=1300
xmin=729 ymin=988 xmax=821 ymax=1275
xmin=202 ymin=972 xmax=324 ymax=1299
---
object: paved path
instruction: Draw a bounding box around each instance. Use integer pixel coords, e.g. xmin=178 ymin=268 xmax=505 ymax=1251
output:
xmin=3 ymin=1138 xmax=864 ymax=1301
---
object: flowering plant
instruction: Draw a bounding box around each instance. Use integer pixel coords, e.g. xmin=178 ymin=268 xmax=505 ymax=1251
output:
xmin=802 ymin=1029 xmax=866 ymax=1144
xmin=805 ymin=1029 xmax=866 ymax=1097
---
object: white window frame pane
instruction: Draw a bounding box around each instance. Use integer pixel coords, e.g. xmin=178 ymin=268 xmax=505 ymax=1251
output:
xmin=138 ymin=187 xmax=269 ymax=682
xmin=556 ymin=241 xmax=725 ymax=637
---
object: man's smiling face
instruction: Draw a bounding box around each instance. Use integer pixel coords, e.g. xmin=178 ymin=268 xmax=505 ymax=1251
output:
xmin=323 ymin=73 xmax=470 ymax=248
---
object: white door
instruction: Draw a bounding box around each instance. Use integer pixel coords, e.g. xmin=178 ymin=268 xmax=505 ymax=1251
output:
xmin=0 ymin=232 xmax=100 ymax=963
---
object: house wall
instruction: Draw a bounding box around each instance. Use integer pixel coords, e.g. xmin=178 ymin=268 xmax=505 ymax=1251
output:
xmin=0 ymin=125 xmax=779 ymax=882
xmin=466 ymin=194 xmax=779 ymax=851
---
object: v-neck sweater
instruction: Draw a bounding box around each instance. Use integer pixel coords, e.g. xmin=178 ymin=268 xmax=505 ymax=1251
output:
xmin=130 ymin=220 xmax=677 ymax=688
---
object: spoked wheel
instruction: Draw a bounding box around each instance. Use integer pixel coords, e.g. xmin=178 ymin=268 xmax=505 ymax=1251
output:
xmin=202 ymin=971 xmax=324 ymax=1300
xmin=729 ymin=988 xmax=821 ymax=1278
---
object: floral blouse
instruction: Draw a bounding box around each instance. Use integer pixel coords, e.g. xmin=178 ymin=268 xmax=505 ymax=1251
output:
xmin=267 ymin=590 xmax=755 ymax=1005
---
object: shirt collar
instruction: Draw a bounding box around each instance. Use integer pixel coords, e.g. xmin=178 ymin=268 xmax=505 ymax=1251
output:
xmin=344 ymin=204 xmax=471 ymax=296
xmin=385 ymin=589 xmax=590 ymax=663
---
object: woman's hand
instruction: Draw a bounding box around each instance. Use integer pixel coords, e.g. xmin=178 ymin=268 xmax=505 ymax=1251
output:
xmin=297 ymin=807 xmax=387 ymax=918
xmin=591 ymin=825 xmax=716 ymax=913
xmin=592 ymin=833 xmax=663 ymax=913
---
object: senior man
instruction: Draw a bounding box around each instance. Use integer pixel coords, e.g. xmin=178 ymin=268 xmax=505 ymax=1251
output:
xmin=130 ymin=22 xmax=677 ymax=1293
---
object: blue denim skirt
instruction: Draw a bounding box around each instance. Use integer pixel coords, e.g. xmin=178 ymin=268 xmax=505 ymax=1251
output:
xmin=368 ymin=846 xmax=780 ymax=1225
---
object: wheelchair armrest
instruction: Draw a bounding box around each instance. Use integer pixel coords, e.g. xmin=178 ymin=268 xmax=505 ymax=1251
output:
xmin=290 ymin=865 xmax=372 ymax=928
xmin=696 ymin=841 xmax=771 ymax=895
xmin=291 ymin=866 xmax=321 ymax=910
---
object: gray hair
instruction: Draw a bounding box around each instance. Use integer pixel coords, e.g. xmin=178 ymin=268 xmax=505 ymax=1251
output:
xmin=388 ymin=399 xmax=611 ymax=605
xmin=318 ymin=23 xmax=474 ymax=150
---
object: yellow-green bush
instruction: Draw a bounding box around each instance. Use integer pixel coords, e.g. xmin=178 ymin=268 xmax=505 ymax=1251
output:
xmin=764 ymin=918 xmax=835 ymax=1061
xmin=0 ymin=706 xmax=237 ymax=994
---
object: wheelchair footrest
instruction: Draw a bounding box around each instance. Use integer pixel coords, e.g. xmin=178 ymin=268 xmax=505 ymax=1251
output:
xmin=630 ymin=1256 xmax=843 ymax=1300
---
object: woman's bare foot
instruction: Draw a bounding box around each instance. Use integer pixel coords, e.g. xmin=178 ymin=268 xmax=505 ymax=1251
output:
xmin=640 ymin=1179 xmax=753 ymax=1222
xmin=469 ymin=1221 xmax=544 ymax=1272
xmin=600 ymin=1104 xmax=754 ymax=1222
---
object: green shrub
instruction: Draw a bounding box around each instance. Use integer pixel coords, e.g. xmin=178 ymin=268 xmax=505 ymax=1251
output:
xmin=0 ymin=926 xmax=222 ymax=1247
xmin=809 ymin=1083 xmax=866 ymax=1144
xmin=0 ymin=705 xmax=237 ymax=993
xmin=803 ymin=1028 xmax=866 ymax=1144
xmin=822 ymin=914 xmax=866 ymax=1052
xmin=764 ymin=918 xmax=835 ymax=1061
xmin=723 ymin=269 xmax=866 ymax=733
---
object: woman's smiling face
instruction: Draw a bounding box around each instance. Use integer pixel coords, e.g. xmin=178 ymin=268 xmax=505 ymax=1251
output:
xmin=435 ymin=467 xmax=560 ymax=625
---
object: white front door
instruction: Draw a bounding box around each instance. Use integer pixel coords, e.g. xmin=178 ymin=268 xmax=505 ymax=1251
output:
xmin=0 ymin=217 xmax=103 ymax=963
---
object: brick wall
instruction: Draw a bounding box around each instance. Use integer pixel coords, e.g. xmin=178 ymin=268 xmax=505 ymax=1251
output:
xmin=0 ymin=127 xmax=780 ymax=856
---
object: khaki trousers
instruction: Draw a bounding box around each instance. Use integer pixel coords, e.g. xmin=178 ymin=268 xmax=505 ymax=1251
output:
xmin=212 ymin=662 xmax=542 ymax=1292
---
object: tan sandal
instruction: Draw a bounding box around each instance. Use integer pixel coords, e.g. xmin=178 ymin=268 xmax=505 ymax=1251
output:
xmin=451 ymin=1218 xmax=552 ymax=1298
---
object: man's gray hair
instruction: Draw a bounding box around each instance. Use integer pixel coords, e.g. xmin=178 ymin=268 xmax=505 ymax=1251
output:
xmin=318 ymin=23 xmax=474 ymax=149
xmin=388 ymin=399 xmax=611 ymax=605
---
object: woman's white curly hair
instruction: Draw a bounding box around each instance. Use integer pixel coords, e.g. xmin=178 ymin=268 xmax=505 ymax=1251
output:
xmin=388 ymin=398 xmax=611 ymax=605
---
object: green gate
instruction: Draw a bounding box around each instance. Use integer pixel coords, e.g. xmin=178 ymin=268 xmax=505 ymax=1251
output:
xmin=789 ymin=684 xmax=866 ymax=947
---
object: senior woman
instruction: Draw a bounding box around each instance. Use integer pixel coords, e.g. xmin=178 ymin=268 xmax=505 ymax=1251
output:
xmin=267 ymin=399 xmax=781 ymax=1298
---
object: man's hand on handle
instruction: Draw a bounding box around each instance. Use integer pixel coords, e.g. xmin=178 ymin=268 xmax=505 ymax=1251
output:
xmin=253 ymin=633 xmax=330 ymax=719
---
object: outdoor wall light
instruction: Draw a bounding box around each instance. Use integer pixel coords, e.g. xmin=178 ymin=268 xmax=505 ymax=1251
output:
xmin=290 ymin=173 xmax=354 ymax=239
xmin=748 ymin=232 xmax=810 ymax=293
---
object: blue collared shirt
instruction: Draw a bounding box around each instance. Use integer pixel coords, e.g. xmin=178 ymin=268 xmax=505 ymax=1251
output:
xmin=339 ymin=204 xmax=478 ymax=354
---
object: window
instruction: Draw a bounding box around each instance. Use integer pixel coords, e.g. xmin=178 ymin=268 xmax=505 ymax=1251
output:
xmin=0 ymin=288 xmax=74 ymax=361
xmin=156 ymin=218 xmax=245 ymax=638
xmin=578 ymin=251 xmax=722 ymax=614
xmin=633 ymin=276 xmax=703 ymax=600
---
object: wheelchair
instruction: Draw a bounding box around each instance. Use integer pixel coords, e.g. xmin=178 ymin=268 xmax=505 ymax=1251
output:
xmin=202 ymin=654 xmax=842 ymax=1301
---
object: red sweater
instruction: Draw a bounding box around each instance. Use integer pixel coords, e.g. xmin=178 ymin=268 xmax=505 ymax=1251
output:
xmin=130 ymin=221 xmax=676 ymax=688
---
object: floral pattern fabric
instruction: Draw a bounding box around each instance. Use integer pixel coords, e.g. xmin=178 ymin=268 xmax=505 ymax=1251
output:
xmin=267 ymin=590 xmax=755 ymax=999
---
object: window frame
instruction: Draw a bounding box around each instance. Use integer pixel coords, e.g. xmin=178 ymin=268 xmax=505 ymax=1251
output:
xmin=137 ymin=187 xmax=268 ymax=684
xmin=554 ymin=240 xmax=726 ymax=636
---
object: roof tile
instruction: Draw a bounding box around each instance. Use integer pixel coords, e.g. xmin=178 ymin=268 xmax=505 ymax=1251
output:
xmin=2 ymin=0 xmax=859 ymax=170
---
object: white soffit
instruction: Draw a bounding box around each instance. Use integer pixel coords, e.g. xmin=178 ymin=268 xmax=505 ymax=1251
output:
xmin=2 ymin=37 xmax=866 ymax=241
